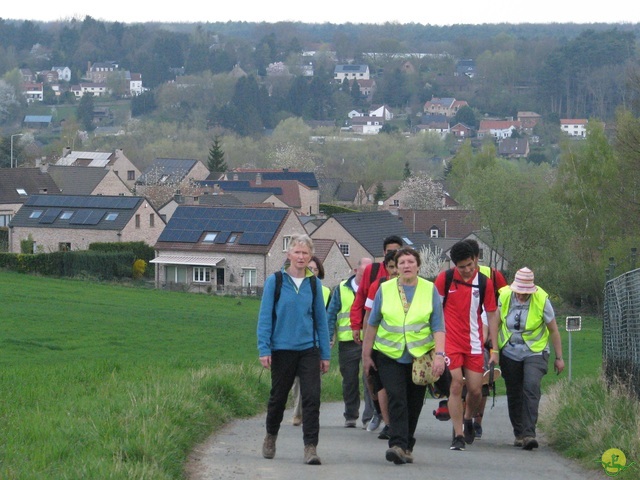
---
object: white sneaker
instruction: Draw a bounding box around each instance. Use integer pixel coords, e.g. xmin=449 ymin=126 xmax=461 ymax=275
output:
xmin=366 ymin=413 xmax=381 ymax=432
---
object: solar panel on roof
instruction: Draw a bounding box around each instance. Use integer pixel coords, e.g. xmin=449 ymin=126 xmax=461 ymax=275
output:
xmin=69 ymin=210 xmax=92 ymax=224
xmin=39 ymin=208 xmax=62 ymax=224
xmin=216 ymin=232 xmax=231 ymax=243
xmin=84 ymin=210 xmax=106 ymax=225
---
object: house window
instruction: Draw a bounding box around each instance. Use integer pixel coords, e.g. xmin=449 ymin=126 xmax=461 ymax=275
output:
xmin=29 ymin=210 xmax=43 ymax=219
xmin=193 ymin=267 xmax=211 ymax=283
xmin=203 ymin=232 xmax=218 ymax=243
xmin=478 ymin=248 xmax=484 ymax=261
xmin=282 ymin=235 xmax=292 ymax=251
xmin=338 ymin=242 xmax=350 ymax=256
xmin=392 ymin=199 xmax=400 ymax=207
xmin=105 ymin=213 xmax=118 ymax=221
xmin=430 ymin=229 xmax=439 ymax=238
xmin=16 ymin=188 xmax=27 ymax=196
xmin=166 ymin=265 xmax=187 ymax=284
xmin=58 ymin=242 xmax=71 ymax=252
xmin=135 ymin=214 xmax=140 ymax=228
xmin=127 ymin=170 xmax=135 ymax=181
xmin=149 ymin=214 xmax=155 ymax=227
xmin=0 ymin=214 xmax=11 ymax=227
xmin=242 ymin=268 xmax=257 ymax=287
xmin=60 ymin=211 xmax=74 ymax=220
xmin=228 ymin=232 xmax=240 ymax=244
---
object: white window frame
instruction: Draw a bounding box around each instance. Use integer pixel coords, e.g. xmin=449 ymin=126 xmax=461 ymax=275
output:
xmin=242 ymin=268 xmax=257 ymax=287
xmin=193 ymin=266 xmax=211 ymax=283
xmin=430 ymin=229 xmax=439 ymax=238
xmin=282 ymin=235 xmax=292 ymax=251
xmin=203 ymin=232 xmax=218 ymax=243
xmin=338 ymin=242 xmax=350 ymax=256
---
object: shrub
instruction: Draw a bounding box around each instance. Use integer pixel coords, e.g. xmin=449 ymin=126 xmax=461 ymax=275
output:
xmin=132 ymin=259 xmax=147 ymax=279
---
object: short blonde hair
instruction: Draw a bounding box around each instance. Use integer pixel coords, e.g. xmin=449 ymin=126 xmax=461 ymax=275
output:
xmin=288 ymin=234 xmax=314 ymax=255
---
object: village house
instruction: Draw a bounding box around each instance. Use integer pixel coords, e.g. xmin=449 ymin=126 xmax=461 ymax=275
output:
xmin=477 ymin=119 xmax=522 ymax=140
xmin=151 ymin=205 xmax=308 ymax=293
xmin=47 ymin=165 xmax=132 ymax=197
xmin=334 ymin=64 xmax=370 ymax=81
xmin=55 ymin=148 xmax=141 ymax=191
xmin=560 ymin=119 xmax=588 ymax=137
xmin=310 ymin=210 xmax=430 ymax=269
xmin=8 ymin=194 xmax=164 ymax=254
xmin=0 ymin=168 xmax=61 ymax=233
xmin=423 ymin=97 xmax=469 ymax=117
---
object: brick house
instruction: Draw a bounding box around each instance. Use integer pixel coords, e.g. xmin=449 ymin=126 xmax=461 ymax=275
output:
xmin=151 ymin=205 xmax=309 ymax=293
xmin=55 ymin=148 xmax=141 ymax=191
xmin=8 ymin=194 xmax=164 ymax=253
xmin=0 ymin=168 xmax=61 ymax=231
xmin=219 ymin=169 xmax=320 ymax=215
xmin=47 ymin=165 xmax=132 ymax=196
xmin=310 ymin=210 xmax=430 ymax=269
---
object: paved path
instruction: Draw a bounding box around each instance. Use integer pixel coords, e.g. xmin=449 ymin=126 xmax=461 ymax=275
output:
xmin=186 ymin=396 xmax=602 ymax=480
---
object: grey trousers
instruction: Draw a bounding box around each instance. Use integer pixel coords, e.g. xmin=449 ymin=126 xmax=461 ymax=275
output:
xmin=500 ymin=352 xmax=549 ymax=438
xmin=339 ymin=340 xmax=374 ymax=422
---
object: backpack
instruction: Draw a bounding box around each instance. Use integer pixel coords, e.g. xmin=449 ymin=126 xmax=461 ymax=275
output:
xmin=369 ymin=262 xmax=381 ymax=284
xmin=272 ymin=270 xmax=318 ymax=345
xmin=441 ymin=268 xmax=487 ymax=312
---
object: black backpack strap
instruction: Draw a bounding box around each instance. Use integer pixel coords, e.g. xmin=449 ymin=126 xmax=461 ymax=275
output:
xmin=310 ymin=275 xmax=318 ymax=347
xmin=442 ymin=268 xmax=454 ymax=308
xmin=369 ymin=262 xmax=381 ymax=284
xmin=272 ymin=271 xmax=283 ymax=331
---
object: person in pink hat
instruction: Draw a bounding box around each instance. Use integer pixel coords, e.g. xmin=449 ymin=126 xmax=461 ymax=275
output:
xmin=488 ymin=267 xmax=565 ymax=450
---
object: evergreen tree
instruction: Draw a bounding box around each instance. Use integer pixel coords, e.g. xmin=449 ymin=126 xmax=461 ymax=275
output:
xmin=403 ymin=161 xmax=412 ymax=179
xmin=76 ymin=93 xmax=95 ymax=131
xmin=373 ymin=182 xmax=386 ymax=203
xmin=207 ymin=137 xmax=228 ymax=173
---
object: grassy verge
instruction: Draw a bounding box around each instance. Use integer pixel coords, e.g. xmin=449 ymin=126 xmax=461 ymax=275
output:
xmin=0 ymin=270 xmax=341 ymax=479
xmin=540 ymin=376 xmax=640 ymax=478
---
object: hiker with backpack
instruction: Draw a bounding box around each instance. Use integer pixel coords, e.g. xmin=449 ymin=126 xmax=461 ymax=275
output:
xmin=291 ymin=255 xmax=332 ymax=427
xmin=434 ymin=240 xmax=499 ymax=451
xmin=257 ymin=234 xmax=331 ymax=465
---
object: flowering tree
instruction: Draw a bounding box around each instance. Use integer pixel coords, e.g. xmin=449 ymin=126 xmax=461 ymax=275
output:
xmin=399 ymin=173 xmax=444 ymax=210
xmin=419 ymin=244 xmax=444 ymax=280
xmin=269 ymin=143 xmax=317 ymax=171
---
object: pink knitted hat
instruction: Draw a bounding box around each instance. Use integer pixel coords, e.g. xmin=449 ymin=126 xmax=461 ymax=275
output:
xmin=510 ymin=267 xmax=537 ymax=294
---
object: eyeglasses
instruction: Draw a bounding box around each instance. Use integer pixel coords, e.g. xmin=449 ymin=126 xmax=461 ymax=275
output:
xmin=514 ymin=311 xmax=521 ymax=331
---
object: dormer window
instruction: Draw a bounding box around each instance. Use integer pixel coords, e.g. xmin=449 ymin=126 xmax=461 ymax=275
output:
xmin=430 ymin=229 xmax=439 ymax=238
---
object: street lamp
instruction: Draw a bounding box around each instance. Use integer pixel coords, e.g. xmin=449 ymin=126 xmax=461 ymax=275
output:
xmin=10 ymin=133 xmax=24 ymax=168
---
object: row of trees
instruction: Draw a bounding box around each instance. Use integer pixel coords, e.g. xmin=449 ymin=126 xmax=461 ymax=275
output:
xmin=446 ymin=107 xmax=640 ymax=309
xmin=1 ymin=17 xmax=639 ymax=131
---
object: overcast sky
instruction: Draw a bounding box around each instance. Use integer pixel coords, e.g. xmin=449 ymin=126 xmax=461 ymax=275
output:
xmin=3 ymin=1 xmax=638 ymax=25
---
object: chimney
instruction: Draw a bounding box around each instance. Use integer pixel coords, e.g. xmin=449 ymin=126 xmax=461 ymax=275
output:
xmin=63 ymin=146 xmax=71 ymax=157
xmin=174 ymin=189 xmax=183 ymax=204
xmin=256 ymin=172 xmax=262 ymax=185
xmin=39 ymin=162 xmax=49 ymax=174
xmin=233 ymin=173 xmax=238 ymax=181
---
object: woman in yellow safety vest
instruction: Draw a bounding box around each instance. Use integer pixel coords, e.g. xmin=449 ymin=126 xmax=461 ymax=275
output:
xmin=489 ymin=267 xmax=564 ymax=451
xmin=362 ymin=247 xmax=445 ymax=465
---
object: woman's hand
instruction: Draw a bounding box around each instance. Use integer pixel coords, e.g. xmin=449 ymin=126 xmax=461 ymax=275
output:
xmin=554 ymin=357 xmax=565 ymax=375
xmin=259 ymin=355 xmax=272 ymax=369
xmin=431 ymin=354 xmax=446 ymax=378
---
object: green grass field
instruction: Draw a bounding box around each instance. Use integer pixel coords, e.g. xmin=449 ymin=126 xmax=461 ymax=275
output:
xmin=0 ymin=270 xmax=611 ymax=478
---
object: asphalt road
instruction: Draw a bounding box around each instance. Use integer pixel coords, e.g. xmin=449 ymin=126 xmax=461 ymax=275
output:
xmin=186 ymin=396 xmax=603 ymax=480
